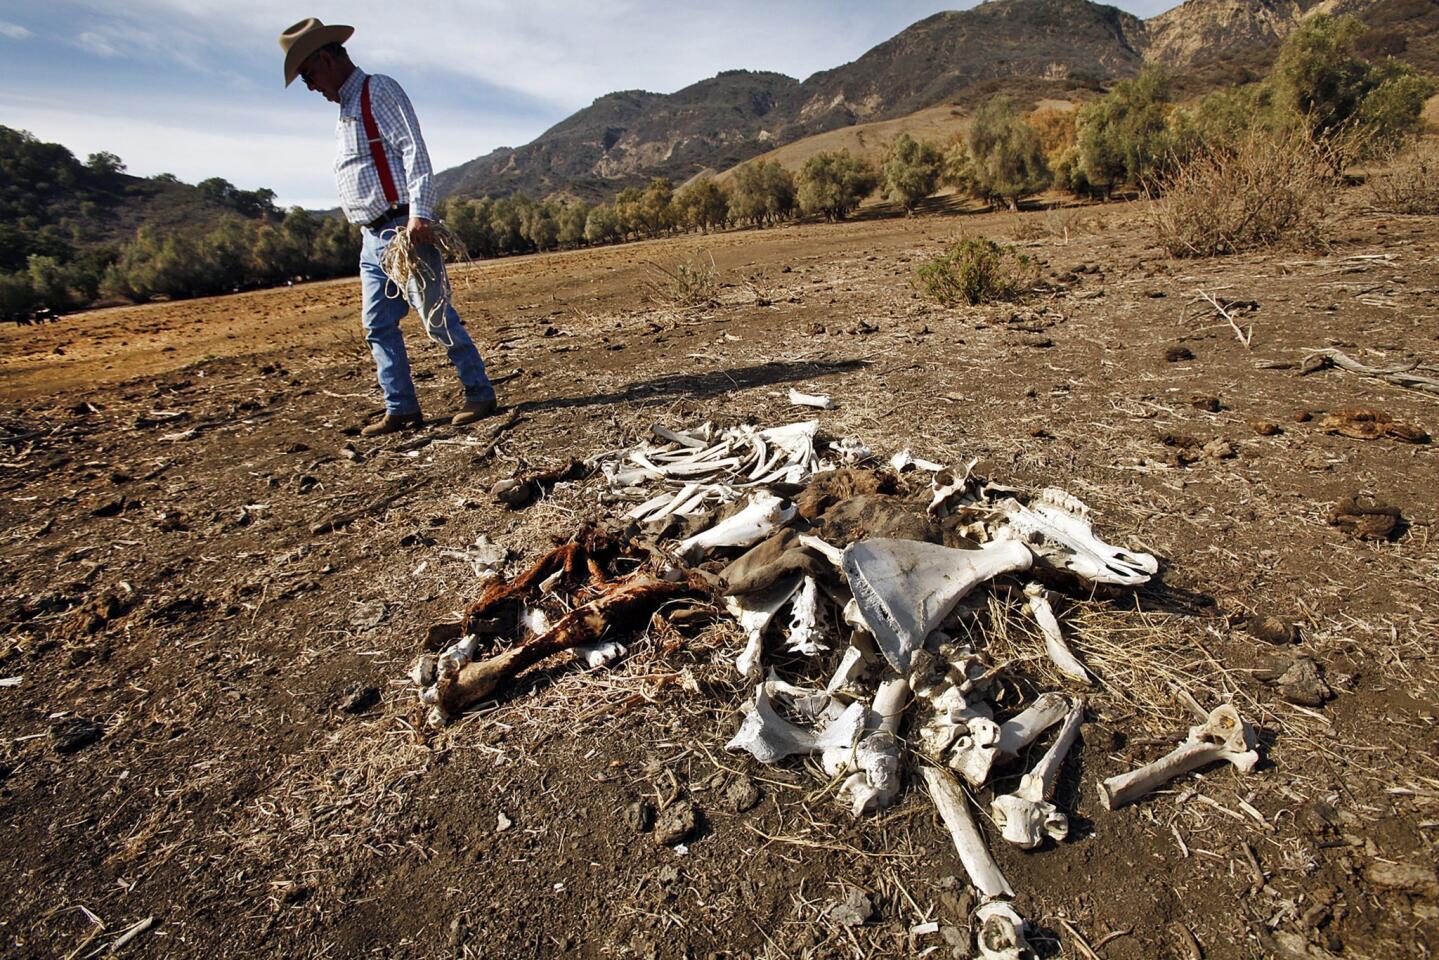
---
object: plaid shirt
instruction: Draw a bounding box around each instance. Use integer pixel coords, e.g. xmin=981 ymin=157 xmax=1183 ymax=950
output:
xmin=333 ymin=69 xmax=437 ymax=224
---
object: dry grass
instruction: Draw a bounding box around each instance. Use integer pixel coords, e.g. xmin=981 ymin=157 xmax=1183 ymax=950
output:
xmin=642 ymin=252 xmax=720 ymax=308
xmin=1149 ymin=129 xmax=1338 ymax=258
xmin=1369 ymin=140 xmax=1439 ymax=215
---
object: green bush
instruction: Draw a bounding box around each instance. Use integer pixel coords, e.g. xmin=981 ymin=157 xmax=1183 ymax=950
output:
xmin=881 ymin=134 xmax=944 ymax=213
xmin=729 ymin=160 xmax=796 ymax=227
xmin=966 ymin=98 xmax=1052 ymax=209
xmin=917 ymin=238 xmax=1037 ymax=306
xmin=1073 ymin=65 xmax=1174 ymax=196
xmin=798 ymin=150 xmax=878 ymax=221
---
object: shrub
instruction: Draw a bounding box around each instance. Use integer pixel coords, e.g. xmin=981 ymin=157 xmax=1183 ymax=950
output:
xmin=1073 ymin=65 xmax=1174 ymax=196
xmin=798 ymin=150 xmax=878 ymax=221
xmin=643 ymin=253 xmax=718 ymax=307
xmin=1270 ymin=13 xmax=1437 ymax=164
xmin=966 ymin=98 xmax=1052 ymax=209
xmin=729 ymin=160 xmax=796 ymax=227
xmin=674 ymin=177 xmax=729 ymax=233
xmin=1148 ymin=128 xmax=1337 ymax=257
xmin=1369 ymin=141 xmax=1439 ymax=214
xmin=1027 ymin=107 xmax=1077 ymax=162
xmin=583 ymin=203 xmax=622 ymax=244
xmin=880 ymin=134 xmax=944 ymax=214
xmin=917 ymin=237 xmax=1038 ymax=306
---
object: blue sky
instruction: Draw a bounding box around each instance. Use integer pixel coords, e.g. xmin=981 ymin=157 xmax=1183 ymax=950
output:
xmin=0 ymin=0 xmax=1177 ymax=209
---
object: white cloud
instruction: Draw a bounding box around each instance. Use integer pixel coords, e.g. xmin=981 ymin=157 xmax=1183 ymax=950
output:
xmin=0 ymin=20 xmax=34 ymax=39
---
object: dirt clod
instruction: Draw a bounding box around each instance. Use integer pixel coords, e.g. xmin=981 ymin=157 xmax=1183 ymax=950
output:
xmin=338 ymin=684 xmax=381 ymax=714
xmin=624 ymin=800 xmax=655 ymax=834
xmin=49 ymin=717 xmax=102 ymax=755
xmin=826 ymin=887 xmax=875 ymax=927
xmin=1263 ymin=656 xmax=1333 ymax=707
xmin=653 ymin=799 xmax=699 ymax=846
xmin=1165 ymin=344 xmax=1195 ymax=362
xmin=723 ymin=776 xmax=761 ymax=813
xmin=1249 ymin=419 xmax=1282 ymax=436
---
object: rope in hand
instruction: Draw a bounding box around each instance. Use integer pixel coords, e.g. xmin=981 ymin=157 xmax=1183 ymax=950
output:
xmin=377 ymin=221 xmax=470 ymax=349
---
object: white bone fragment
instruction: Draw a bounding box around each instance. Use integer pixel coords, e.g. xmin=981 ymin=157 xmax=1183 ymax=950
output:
xmin=726 ymin=678 xmax=866 ymax=764
xmin=724 ymin=576 xmax=803 ymax=679
xmin=843 ymin=538 xmax=1034 ymax=674
xmin=994 ymin=692 xmax=1070 ymax=756
xmin=1099 ymin=703 xmax=1259 ymax=810
xmin=824 ymin=677 xmax=910 ymax=815
xmin=574 ymin=639 xmax=627 ymax=669
xmin=949 ymin=716 xmax=1003 ymax=784
xmin=521 ymin=606 xmax=552 ymax=636
xmin=678 ymin=492 xmax=796 ymax=561
xmin=651 ymin=424 xmax=707 ymax=448
xmin=949 ymin=692 xmax=1067 ymax=787
xmin=927 ymin=461 xmax=978 ymax=517
xmin=890 ymin=449 xmax=945 ymax=472
xmin=409 ymin=654 xmax=437 ymax=688
xmin=991 ymin=698 xmax=1084 ymax=848
xmin=788 ymin=388 xmax=833 ymax=409
xmin=829 ymin=437 xmax=870 ymax=464
xmin=920 ymin=766 xmax=1013 ymax=899
xmin=974 ymin=901 xmax=1035 ymax=960
xmin=1021 ymin=583 xmax=1091 ymax=684
xmin=825 ymin=645 xmax=870 ymax=696
xmin=467 ymin=535 xmax=508 ymax=577
xmin=998 ymin=489 xmax=1158 ymax=586
xmin=785 ymin=576 xmax=828 ymax=657
xmin=797 ymin=534 xmax=845 ymax=569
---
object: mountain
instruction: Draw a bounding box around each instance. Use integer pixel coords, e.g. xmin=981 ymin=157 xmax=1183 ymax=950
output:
xmin=435 ymin=0 xmax=1438 ymax=202
xmin=792 ymin=0 xmax=1146 ymax=130
xmin=435 ymin=71 xmax=801 ymax=202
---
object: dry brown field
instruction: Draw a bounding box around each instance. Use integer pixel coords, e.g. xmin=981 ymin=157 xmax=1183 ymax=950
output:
xmin=1 ymin=188 xmax=1436 ymax=959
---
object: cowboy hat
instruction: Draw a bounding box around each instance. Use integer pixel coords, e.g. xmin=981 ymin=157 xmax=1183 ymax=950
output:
xmin=278 ymin=17 xmax=354 ymax=87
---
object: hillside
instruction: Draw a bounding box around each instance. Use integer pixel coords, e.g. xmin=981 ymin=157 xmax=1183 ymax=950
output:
xmin=0 ymin=125 xmax=276 ymax=274
xmin=436 ymin=0 xmax=1439 ymax=203
xmin=434 ymin=71 xmax=801 ymax=202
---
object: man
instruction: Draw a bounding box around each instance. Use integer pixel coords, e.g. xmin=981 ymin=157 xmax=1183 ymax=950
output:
xmin=279 ymin=18 xmax=497 ymax=435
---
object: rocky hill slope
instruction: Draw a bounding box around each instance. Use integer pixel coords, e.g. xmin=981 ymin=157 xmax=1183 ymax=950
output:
xmin=435 ymin=0 xmax=1435 ymax=202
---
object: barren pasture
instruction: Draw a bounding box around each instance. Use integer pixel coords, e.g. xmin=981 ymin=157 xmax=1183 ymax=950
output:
xmin=1 ymin=194 xmax=1437 ymax=959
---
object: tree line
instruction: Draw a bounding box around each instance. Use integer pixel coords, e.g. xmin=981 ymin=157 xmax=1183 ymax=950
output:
xmin=3 ymin=13 xmax=1430 ymax=320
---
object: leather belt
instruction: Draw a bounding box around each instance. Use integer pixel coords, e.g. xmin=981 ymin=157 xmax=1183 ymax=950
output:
xmin=365 ymin=204 xmax=409 ymax=231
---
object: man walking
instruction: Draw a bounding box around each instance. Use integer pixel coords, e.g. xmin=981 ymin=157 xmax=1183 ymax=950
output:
xmin=279 ymin=18 xmax=497 ymax=435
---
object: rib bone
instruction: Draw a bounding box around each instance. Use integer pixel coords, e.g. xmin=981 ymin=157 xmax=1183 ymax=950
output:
xmin=1099 ymin=702 xmax=1259 ymax=809
xmin=991 ymin=698 xmax=1085 ymax=848
xmin=921 ymin=766 xmax=1013 ymax=899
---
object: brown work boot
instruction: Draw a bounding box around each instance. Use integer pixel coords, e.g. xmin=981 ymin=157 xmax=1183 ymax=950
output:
xmin=360 ymin=412 xmax=424 ymax=437
xmin=451 ymin=397 xmax=497 ymax=426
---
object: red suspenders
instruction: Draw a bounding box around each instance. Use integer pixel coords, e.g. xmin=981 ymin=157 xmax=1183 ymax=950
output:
xmin=360 ymin=76 xmax=400 ymax=207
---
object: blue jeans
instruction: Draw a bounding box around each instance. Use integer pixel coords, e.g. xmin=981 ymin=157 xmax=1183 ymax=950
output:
xmin=359 ymin=218 xmax=495 ymax=416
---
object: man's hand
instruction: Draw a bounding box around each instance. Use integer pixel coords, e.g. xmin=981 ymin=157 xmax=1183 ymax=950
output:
xmin=406 ymin=217 xmax=436 ymax=246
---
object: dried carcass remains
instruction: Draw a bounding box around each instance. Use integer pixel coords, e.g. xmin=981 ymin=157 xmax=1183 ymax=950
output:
xmin=407 ymin=419 xmax=1260 ymax=954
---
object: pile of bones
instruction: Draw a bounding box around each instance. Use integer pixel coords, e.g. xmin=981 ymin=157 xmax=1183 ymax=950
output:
xmin=410 ymin=419 xmax=1262 ymax=960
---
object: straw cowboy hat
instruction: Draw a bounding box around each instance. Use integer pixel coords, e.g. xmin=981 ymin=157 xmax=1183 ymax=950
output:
xmin=278 ymin=17 xmax=354 ymax=87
